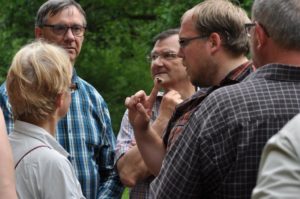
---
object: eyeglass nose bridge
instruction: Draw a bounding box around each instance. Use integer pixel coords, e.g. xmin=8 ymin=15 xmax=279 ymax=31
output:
xmin=148 ymin=52 xmax=178 ymax=63
xmin=42 ymin=24 xmax=86 ymax=37
xmin=153 ymin=55 xmax=165 ymax=63
xmin=64 ymin=27 xmax=76 ymax=37
xmin=147 ymin=54 xmax=164 ymax=63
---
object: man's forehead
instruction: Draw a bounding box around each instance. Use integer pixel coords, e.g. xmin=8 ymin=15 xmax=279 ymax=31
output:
xmin=155 ymin=35 xmax=178 ymax=46
xmin=46 ymin=6 xmax=85 ymax=22
xmin=152 ymin=41 xmax=179 ymax=54
xmin=179 ymin=22 xmax=198 ymax=38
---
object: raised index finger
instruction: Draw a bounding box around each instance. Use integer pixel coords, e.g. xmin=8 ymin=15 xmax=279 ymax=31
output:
xmin=147 ymin=77 xmax=162 ymax=108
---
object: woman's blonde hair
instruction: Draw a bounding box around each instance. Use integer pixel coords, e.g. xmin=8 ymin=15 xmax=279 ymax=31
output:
xmin=6 ymin=40 xmax=72 ymax=122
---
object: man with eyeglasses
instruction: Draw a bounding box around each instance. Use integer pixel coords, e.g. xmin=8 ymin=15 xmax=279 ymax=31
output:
xmin=248 ymin=0 xmax=300 ymax=198
xmin=115 ymin=28 xmax=196 ymax=198
xmin=125 ymin=0 xmax=256 ymax=198
xmin=0 ymin=1 xmax=123 ymax=199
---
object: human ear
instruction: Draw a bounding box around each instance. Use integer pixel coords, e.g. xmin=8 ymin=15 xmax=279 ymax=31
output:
xmin=208 ymin=32 xmax=222 ymax=54
xmin=55 ymin=93 xmax=64 ymax=109
xmin=254 ymin=23 xmax=268 ymax=49
xmin=35 ymin=27 xmax=43 ymax=39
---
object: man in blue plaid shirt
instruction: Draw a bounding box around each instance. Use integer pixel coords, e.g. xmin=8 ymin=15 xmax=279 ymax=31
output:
xmin=0 ymin=0 xmax=123 ymax=198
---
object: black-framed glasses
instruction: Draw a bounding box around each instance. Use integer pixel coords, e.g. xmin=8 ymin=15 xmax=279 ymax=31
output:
xmin=69 ymin=83 xmax=78 ymax=93
xmin=244 ymin=22 xmax=270 ymax=38
xmin=147 ymin=51 xmax=178 ymax=62
xmin=244 ymin=23 xmax=256 ymax=37
xmin=42 ymin=24 xmax=86 ymax=37
xmin=179 ymin=35 xmax=208 ymax=48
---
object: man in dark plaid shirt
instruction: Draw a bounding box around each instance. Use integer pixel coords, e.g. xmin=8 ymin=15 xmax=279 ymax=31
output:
xmin=125 ymin=0 xmax=253 ymax=178
xmin=125 ymin=0 xmax=257 ymax=198
xmin=148 ymin=0 xmax=300 ymax=198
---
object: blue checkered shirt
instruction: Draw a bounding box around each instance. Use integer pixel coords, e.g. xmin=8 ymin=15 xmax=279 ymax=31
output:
xmin=151 ymin=64 xmax=300 ymax=199
xmin=0 ymin=70 xmax=123 ymax=199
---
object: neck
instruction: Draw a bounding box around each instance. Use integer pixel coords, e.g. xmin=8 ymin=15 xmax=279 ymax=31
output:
xmin=259 ymin=45 xmax=300 ymax=67
xmin=29 ymin=117 xmax=57 ymax=137
xmin=214 ymin=54 xmax=249 ymax=85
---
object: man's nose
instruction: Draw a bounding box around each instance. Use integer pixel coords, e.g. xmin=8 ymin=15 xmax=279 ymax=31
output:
xmin=177 ymin=48 xmax=184 ymax=58
xmin=152 ymin=56 xmax=164 ymax=65
xmin=64 ymin=28 xmax=76 ymax=40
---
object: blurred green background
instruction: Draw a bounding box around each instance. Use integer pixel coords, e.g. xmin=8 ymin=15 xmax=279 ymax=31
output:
xmin=0 ymin=0 xmax=253 ymax=197
xmin=0 ymin=0 xmax=252 ymax=133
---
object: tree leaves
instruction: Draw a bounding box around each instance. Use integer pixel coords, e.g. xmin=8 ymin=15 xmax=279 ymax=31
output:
xmin=0 ymin=0 xmax=253 ymax=132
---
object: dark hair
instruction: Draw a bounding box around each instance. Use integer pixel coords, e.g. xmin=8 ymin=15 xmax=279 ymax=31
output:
xmin=152 ymin=28 xmax=179 ymax=45
xmin=35 ymin=0 xmax=86 ymax=27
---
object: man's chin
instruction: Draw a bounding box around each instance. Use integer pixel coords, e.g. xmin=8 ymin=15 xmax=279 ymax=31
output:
xmin=66 ymin=52 xmax=76 ymax=64
xmin=154 ymin=75 xmax=171 ymax=86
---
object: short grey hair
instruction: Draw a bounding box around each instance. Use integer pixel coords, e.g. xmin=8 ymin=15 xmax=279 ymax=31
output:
xmin=35 ymin=0 xmax=86 ymax=27
xmin=252 ymin=0 xmax=300 ymax=50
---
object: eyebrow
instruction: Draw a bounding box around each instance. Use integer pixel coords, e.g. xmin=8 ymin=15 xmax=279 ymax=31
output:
xmin=151 ymin=49 xmax=177 ymax=54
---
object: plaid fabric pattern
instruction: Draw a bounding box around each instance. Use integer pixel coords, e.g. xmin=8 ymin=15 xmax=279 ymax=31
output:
xmin=163 ymin=61 xmax=254 ymax=151
xmin=115 ymin=92 xmax=163 ymax=199
xmin=151 ymin=64 xmax=300 ymax=199
xmin=251 ymin=113 xmax=300 ymax=198
xmin=0 ymin=70 xmax=123 ymax=199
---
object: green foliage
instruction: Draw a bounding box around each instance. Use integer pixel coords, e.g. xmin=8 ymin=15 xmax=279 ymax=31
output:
xmin=0 ymin=0 xmax=253 ymax=133
xmin=121 ymin=188 xmax=129 ymax=199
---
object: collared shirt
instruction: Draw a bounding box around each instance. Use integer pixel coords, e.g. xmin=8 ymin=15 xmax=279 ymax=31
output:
xmin=163 ymin=61 xmax=255 ymax=151
xmin=252 ymin=113 xmax=300 ymax=199
xmin=151 ymin=64 xmax=300 ymax=199
xmin=114 ymin=92 xmax=163 ymax=199
xmin=0 ymin=70 xmax=123 ymax=199
xmin=9 ymin=120 xmax=85 ymax=199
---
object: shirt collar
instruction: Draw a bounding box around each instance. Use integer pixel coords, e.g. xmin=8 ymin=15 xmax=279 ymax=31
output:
xmin=220 ymin=61 xmax=255 ymax=85
xmin=247 ymin=63 xmax=300 ymax=82
xmin=14 ymin=120 xmax=69 ymax=158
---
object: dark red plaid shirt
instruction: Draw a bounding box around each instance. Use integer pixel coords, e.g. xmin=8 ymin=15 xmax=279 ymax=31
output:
xmin=163 ymin=61 xmax=255 ymax=150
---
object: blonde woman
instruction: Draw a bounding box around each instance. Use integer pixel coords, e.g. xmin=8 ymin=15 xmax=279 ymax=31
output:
xmin=7 ymin=40 xmax=85 ymax=199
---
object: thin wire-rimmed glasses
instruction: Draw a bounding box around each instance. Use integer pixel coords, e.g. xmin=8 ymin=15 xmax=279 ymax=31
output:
xmin=179 ymin=35 xmax=208 ymax=48
xmin=69 ymin=83 xmax=78 ymax=94
xmin=147 ymin=51 xmax=178 ymax=62
xmin=42 ymin=24 xmax=86 ymax=37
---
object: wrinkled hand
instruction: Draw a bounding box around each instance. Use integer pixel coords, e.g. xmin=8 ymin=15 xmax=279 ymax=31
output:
xmin=125 ymin=79 xmax=161 ymax=133
xmin=158 ymin=90 xmax=183 ymax=121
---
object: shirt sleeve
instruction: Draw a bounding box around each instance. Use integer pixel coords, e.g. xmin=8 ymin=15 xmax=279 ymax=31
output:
xmin=114 ymin=109 xmax=135 ymax=164
xmin=0 ymin=82 xmax=14 ymax=134
xmin=94 ymin=96 xmax=124 ymax=199
xmin=252 ymin=115 xmax=300 ymax=199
